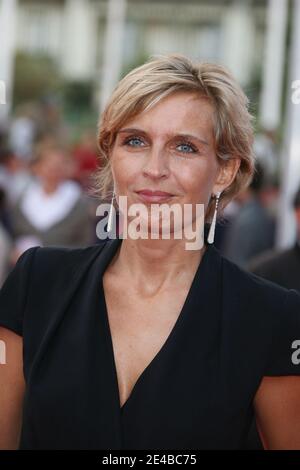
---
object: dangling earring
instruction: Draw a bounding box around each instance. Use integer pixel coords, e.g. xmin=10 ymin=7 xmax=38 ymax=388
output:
xmin=107 ymin=187 xmax=115 ymax=233
xmin=207 ymin=191 xmax=222 ymax=244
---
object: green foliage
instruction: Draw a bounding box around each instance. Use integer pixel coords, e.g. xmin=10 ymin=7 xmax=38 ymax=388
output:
xmin=13 ymin=51 xmax=62 ymax=106
xmin=120 ymin=52 xmax=150 ymax=79
xmin=62 ymin=80 xmax=93 ymax=111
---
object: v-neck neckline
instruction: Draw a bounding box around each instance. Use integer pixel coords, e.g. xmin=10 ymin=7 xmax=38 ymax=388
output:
xmin=97 ymin=236 xmax=214 ymax=415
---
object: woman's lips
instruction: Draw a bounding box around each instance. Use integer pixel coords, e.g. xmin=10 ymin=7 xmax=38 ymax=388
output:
xmin=135 ymin=190 xmax=174 ymax=203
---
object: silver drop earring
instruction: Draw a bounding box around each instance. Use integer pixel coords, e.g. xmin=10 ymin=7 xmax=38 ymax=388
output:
xmin=207 ymin=191 xmax=222 ymax=244
xmin=107 ymin=187 xmax=115 ymax=233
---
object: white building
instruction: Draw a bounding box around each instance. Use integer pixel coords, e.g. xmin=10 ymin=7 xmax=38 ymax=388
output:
xmin=9 ymin=0 xmax=266 ymax=86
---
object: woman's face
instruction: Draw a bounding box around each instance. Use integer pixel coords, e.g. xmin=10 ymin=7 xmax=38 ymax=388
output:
xmin=109 ymin=91 xmax=235 ymax=236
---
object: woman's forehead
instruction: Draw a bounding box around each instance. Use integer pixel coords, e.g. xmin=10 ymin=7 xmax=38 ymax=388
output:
xmin=120 ymin=94 xmax=214 ymax=142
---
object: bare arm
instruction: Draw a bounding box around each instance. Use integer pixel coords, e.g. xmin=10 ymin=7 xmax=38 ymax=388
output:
xmin=254 ymin=375 xmax=300 ymax=450
xmin=0 ymin=327 xmax=25 ymax=450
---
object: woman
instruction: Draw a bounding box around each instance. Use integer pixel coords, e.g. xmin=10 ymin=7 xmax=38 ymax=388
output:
xmin=0 ymin=53 xmax=299 ymax=450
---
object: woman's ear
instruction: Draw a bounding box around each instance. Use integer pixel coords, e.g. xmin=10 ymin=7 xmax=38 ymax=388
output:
xmin=213 ymin=157 xmax=241 ymax=194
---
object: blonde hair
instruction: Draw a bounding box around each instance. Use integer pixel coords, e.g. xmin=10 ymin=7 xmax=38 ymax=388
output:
xmin=95 ymin=53 xmax=256 ymax=222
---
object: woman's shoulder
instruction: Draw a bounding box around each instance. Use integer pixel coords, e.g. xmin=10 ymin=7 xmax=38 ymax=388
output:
xmin=216 ymin=246 xmax=300 ymax=332
xmin=218 ymin=249 xmax=300 ymax=377
xmin=220 ymin=248 xmax=295 ymax=305
xmin=1 ymin=241 xmax=109 ymax=296
xmin=22 ymin=241 xmax=107 ymax=274
xmin=0 ymin=241 xmax=109 ymax=336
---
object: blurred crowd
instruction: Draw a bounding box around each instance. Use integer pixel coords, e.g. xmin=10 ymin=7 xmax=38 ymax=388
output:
xmin=0 ymin=101 xmax=104 ymax=287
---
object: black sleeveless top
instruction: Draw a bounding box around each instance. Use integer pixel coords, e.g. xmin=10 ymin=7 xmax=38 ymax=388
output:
xmin=0 ymin=236 xmax=299 ymax=449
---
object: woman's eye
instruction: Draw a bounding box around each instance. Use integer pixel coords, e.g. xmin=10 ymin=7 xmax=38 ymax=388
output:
xmin=176 ymin=142 xmax=197 ymax=154
xmin=123 ymin=137 xmax=145 ymax=147
xmin=122 ymin=137 xmax=197 ymax=154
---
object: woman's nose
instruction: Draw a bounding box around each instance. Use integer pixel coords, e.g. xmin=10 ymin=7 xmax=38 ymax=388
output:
xmin=142 ymin=146 xmax=170 ymax=179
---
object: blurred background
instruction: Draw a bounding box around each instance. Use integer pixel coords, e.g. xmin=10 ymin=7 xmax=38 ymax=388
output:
xmin=0 ymin=0 xmax=300 ymax=293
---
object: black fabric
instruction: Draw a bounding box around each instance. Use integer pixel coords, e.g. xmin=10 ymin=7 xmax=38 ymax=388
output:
xmin=248 ymin=242 xmax=300 ymax=292
xmin=0 ymin=237 xmax=300 ymax=450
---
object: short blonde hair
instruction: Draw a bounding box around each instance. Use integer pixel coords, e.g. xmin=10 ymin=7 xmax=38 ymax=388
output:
xmin=95 ymin=53 xmax=255 ymax=222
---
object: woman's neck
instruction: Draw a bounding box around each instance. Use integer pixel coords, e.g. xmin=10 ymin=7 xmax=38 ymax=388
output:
xmin=108 ymin=236 xmax=206 ymax=297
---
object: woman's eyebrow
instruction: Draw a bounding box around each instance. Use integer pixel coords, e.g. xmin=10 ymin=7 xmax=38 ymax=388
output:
xmin=118 ymin=127 xmax=146 ymax=136
xmin=175 ymin=133 xmax=209 ymax=146
xmin=118 ymin=128 xmax=209 ymax=146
